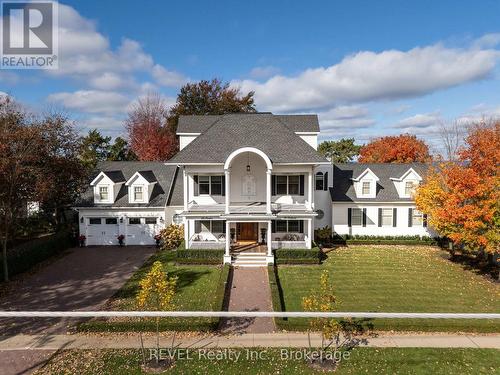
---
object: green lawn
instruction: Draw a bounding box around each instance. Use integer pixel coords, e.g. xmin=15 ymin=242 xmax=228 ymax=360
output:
xmin=274 ymin=245 xmax=500 ymax=332
xmin=78 ymin=251 xmax=228 ymax=332
xmin=36 ymin=348 xmax=500 ymax=374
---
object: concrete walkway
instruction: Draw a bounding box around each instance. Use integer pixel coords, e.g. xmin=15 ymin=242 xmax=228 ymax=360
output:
xmin=1 ymin=333 xmax=499 ymax=350
xmin=219 ymin=267 xmax=276 ymax=334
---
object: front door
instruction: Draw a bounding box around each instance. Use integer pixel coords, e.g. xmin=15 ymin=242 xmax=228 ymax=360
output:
xmin=237 ymin=223 xmax=258 ymax=242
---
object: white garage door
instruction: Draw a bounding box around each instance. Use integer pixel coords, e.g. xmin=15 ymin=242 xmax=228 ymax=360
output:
xmin=126 ymin=217 xmax=158 ymax=245
xmin=86 ymin=217 xmax=119 ymax=246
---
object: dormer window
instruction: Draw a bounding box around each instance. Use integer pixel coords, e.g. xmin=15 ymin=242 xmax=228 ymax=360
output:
xmin=405 ymin=181 xmax=416 ymax=196
xmin=362 ymin=181 xmax=371 ymax=195
xmin=99 ymin=186 xmax=108 ymax=200
xmin=134 ymin=186 xmax=143 ymax=201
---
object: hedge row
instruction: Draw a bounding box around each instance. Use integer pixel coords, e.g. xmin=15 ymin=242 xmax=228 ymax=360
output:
xmin=273 ymin=247 xmax=321 ymax=264
xmin=0 ymin=231 xmax=72 ymax=281
xmin=175 ymin=248 xmax=224 ymax=264
xmin=335 ymin=234 xmax=436 ymax=241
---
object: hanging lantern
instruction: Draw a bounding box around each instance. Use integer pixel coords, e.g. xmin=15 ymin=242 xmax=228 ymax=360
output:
xmin=246 ymin=152 xmax=251 ymax=172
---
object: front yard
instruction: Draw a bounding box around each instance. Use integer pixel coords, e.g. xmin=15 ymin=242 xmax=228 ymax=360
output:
xmin=35 ymin=348 xmax=500 ymax=374
xmin=274 ymin=245 xmax=500 ymax=332
xmin=79 ymin=250 xmax=228 ymax=332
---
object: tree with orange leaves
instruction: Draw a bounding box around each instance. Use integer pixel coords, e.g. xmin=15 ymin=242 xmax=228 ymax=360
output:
xmin=415 ymin=121 xmax=499 ymax=255
xmin=359 ymin=134 xmax=431 ymax=163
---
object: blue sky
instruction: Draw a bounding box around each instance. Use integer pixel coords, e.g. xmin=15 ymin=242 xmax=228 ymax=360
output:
xmin=2 ymin=0 xmax=500 ymax=151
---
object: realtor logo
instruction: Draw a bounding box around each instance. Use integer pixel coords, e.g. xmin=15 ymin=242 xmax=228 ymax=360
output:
xmin=1 ymin=0 xmax=58 ymax=69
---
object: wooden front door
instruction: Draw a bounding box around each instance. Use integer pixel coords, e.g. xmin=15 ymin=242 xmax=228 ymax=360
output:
xmin=237 ymin=223 xmax=258 ymax=241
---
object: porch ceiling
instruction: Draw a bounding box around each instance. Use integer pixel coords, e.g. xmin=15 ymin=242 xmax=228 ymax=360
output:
xmin=182 ymin=202 xmax=316 ymax=218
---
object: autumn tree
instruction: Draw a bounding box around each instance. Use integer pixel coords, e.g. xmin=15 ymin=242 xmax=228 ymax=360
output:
xmin=126 ymin=93 xmax=178 ymax=161
xmin=167 ymin=78 xmax=256 ymax=132
xmin=318 ymin=138 xmax=361 ymax=163
xmin=415 ymin=121 xmax=499 ymax=256
xmin=359 ymin=134 xmax=430 ymax=163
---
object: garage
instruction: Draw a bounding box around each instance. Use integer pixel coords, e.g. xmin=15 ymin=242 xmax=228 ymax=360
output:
xmin=86 ymin=217 xmax=120 ymax=246
xmin=126 ymin=217 xmax=159 ymax=245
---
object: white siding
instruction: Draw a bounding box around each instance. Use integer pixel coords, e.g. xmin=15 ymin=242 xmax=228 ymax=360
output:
xmin=313 ymin=164 xmax=332 ymax=229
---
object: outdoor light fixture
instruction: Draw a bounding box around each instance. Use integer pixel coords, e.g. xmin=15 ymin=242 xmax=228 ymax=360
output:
xmin=120 ymin=217 xmax=124 ymax=223
xmin=80 ymin=217 xmax=84 ymax=223
xmin=246 ymin=152 xmax=251 ymax=172
xmin=160 ymin=217 xmax=164 ymax=223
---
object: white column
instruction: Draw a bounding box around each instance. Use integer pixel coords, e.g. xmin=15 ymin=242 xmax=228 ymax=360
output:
xmin=266 ymin=220 xmax=273 ymax=263
xmin=308 ymin=169 xmax=313 ymax=210
xmin=184 ymin=218 xmax=189 ymax=249
xmin=183 ymin=167 xmax=188 ymax=211
xmin=266 ymin=169 xmax=272 ymax=214
xmin=307 ymin=219 xmax=312 ymax=249
xmin=225 ymin=169 xmax=230 ymax=214
xmin=224 ymin=220 xmax=231 ymax=264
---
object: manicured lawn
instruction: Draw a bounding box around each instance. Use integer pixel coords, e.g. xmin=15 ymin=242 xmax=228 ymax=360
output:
xmin=36 ymin=348 xmax=500 ymax=374
xmin=274 ymin=245 xmax=500 ymax=332
xmin=78 ymin=250 xmax=228 ymax=332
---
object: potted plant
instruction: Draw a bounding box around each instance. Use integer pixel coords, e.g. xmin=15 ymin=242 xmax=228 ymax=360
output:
xmin=117 ymin=234 xmax=125 ymax=247
xmin=154 ymin=234 xmax=162 ymax=248
xmin=78 ymin=235 xmax=86 ymax=247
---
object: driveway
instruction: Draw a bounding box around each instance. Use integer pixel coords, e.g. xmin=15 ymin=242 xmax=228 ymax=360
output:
xmin=0 ymin=246 xmax=154 ymax=375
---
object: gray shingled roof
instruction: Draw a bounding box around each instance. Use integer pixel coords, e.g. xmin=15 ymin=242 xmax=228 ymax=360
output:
xmin=137 ymin=170 xmax=157 ymax=183
xmin=177 ymin=113 xmax=320 ymax=134
xmin=77 ymin=161 xmax=181 ymax=208
xmin=329 ymin=163 xmax=428 ymax=202
xmin=169 ymin=113 xmax=327 ymax=165
xmin=103 ymin=170 xmax=126 ymax=183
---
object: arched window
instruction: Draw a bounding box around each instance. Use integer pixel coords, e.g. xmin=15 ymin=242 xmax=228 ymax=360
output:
xmin=315 ymin=172 xmax=324 ymax=190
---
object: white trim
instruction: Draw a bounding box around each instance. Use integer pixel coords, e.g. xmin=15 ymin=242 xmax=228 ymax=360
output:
xmin=177 ymin=132 xmax=201 ymax=136
xmin=390 ymin=167 xmax=423 ymax=182
xmin=224 ymin=147 xmax=273 ymax=170
xmin=351 ymin=167 xmax=380 ymax=182
xmin=294 ymin=131 xmax=320 ymax=135
xmin=90 ymin=171 xmax=109 ymax=186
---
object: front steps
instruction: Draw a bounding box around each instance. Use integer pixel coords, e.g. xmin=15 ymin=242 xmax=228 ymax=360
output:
xmin=231 ymin=252 xmax=269 ymax=267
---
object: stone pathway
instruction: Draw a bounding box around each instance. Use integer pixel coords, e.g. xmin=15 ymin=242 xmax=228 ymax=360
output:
xmin=219 ymin=267 xmax=276 ymax=334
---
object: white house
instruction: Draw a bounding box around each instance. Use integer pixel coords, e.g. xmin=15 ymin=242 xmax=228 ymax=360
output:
xmin=75 ymin=113 xmax=434 ymax=265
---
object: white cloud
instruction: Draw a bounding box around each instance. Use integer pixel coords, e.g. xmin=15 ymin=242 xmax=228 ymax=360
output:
xmin=47 ymin=90 xmax=130 ymax=115
xmin=234 ymin=41 xmax=499 ymax=112
xmin=249 ymin=66 xmax=281 ymax=79
xmin=472 ymin=33 xmax=500 ymax=49
xmin=393 ymin=112 xmax=442 ymax=129
xmin=151 ymin=64 xmax=188 ymax=87
xmin=317 ymin=105 xmax=376 ymax=138
xmin=88 ymin=72 xmax=135 ymax=90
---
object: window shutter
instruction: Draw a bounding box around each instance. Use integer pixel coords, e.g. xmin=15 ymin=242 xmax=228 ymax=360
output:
xmin=222 ymin=221 xmax=226 ymax=233
xmin=271 ymin=220 xmax=276 ymax=233
xmin=423 ymin=214 xmax=428 ymax=227
xmin=408 ymin=208 xmax=413 ymax=227
xmin=193 ymin=175 xmax=199 ymax=196
xmin=378 ymin=208 xmax=382 ymax=227
xmin=393 ymin=208 xmax=397 ymax=227
xmin=348 ymin=208 xmax=352 ymax=227
xmin=271 ymin=175 xmax=276 ymax=196
xmin=299 ymin=175 xmax=305 ymax=196
xmin=323 ymin=172 xmax=328 ymax=191
xmin=195 ymin=221 xmax=201 ymax=233
xmin=362 ymin=208 xmax=367 ymax=227
xmin=299 ymin=220 xmax=304 ymax=233
xmin=221 ymin=175 xmax=226 ymax=196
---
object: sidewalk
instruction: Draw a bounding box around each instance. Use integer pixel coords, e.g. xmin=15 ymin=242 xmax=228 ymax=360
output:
xmin=1 ymin=332 xmax=499 ymax=350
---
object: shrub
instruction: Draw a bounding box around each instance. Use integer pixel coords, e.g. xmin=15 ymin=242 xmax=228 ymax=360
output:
xmin=274 ymin=247 xmax=322 ymax=264
xmin=159 ymin=224 xmax=184 ymax=250
xmin=314 ymin=226 xmax=332 ymax=244
xmin=175 ymin=248 xmax=224 ymax=264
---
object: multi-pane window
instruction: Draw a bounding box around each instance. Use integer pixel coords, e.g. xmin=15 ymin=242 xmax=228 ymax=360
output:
xmin=350 ymin=208 xmax=362 ymax=226
xmin=129 ymin=218 xmax=141 ymax=224
xmin=362 ymin=181 xmax=370 ymax=195
xmin=405 ymin=181 xmax=416 ymax=196
xmin=315 ymin=172 xmax=324 ymax=190
xmin=412 ymin=209 xmax=423 ymax=226
xmin=195 ymin=220 xmax=225 ymax=233
xmin=134 ymin=186 xmax=143 ymax=201
xmin=105 ymin=218 xmax=117 ymax=224
xmin=197 ymin=175 xmax=224 ymax=195
xmin=99 ymin=186 xmax=108 ymax=200
xmin=89 ymin=218 xmax=101 ymax=225
xmin=275 ymin=220 xmax=301 ymax=233
xmin=275 ymin=175 xmax=302 ymax=195
xmin=145 ymin=217 xmax=157 ymax=224
xmin=381 ymin=208 xmax=393 ymax=226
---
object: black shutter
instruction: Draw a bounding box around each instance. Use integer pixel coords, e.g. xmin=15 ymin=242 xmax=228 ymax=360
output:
xmin=362 ymin=208 xmax=367 ymax=227
xmin=393 ymin=208 xmax=397 ymax=227
xmin=423 ymin=214 xmax=428 ymax=227
xmin=221 ymin=175 xmax=225 ymax=196
xmin=378 ymin=208 xmax=382 ymax=227
xmin=271 ymin=175 xmax=276 ymax=196
xmin=299 ymin=175 xmax=305 ymax=196
xmin=299 ymin=220 xmax=304 ymax=233
xmin=348 ymin=208 xmax=352 ymax=227
xmin=222 ymin=221 xmax=226 ymax=233
xmin=271 ymin=220 xmax=276 ymax=233
xmin=193 ymin=175 xmax=199 ymax=196
xmin=408 ymin=208 xmax=413 ymax=227
xmin=323 ymin=172 xmax=328 ymax=191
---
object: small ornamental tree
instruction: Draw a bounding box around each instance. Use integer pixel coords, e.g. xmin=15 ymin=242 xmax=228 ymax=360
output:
xmin=136 ymin=261 xmax=178 ymax=367
xmin=359 ymin=134 xmax=431 ymax=163
xmin=159 ymin=224 xmax=184 ymax=250
xmin=302 ymin=270 xmax=365 ymax=369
